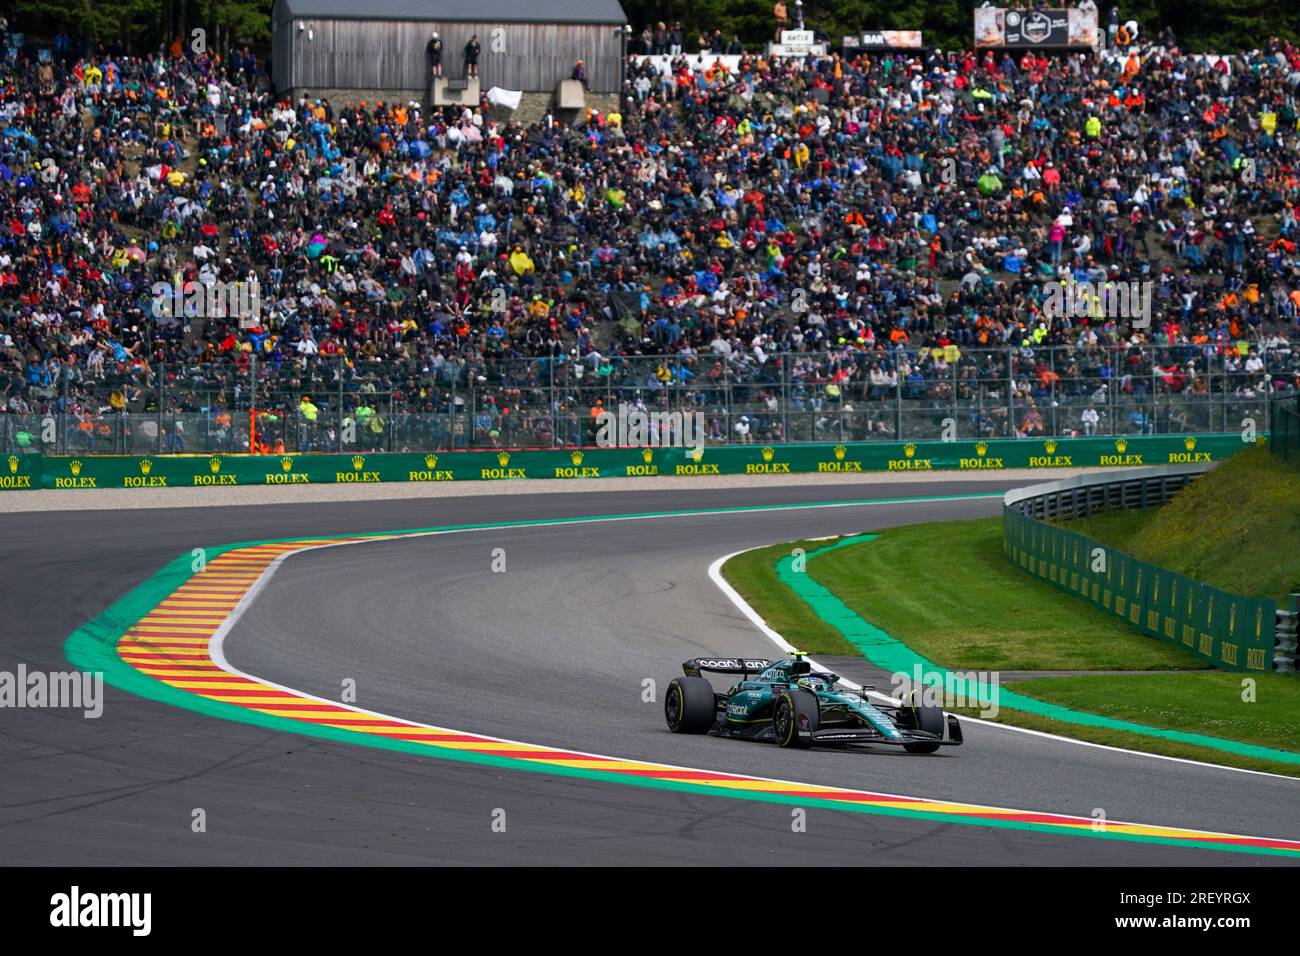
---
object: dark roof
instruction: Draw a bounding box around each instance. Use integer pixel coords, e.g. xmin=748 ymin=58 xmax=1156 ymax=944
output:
xmin=276 ymin=0 xmax=627 ymax=24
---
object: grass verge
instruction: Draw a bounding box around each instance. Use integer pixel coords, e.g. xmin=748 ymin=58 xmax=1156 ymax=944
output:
xmin=721 ymin=520 xmax=1300 ymax=777
xmin=812 ymin=518 xmax=1206 ymax=671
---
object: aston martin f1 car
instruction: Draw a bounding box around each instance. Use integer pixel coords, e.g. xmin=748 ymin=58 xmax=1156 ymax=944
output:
xmin=664 ymin=654 xmax=962 ymax=753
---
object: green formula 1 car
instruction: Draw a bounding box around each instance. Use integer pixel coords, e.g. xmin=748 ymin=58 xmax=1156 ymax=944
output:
xmin=663 ymin=653 xmax=963 ymax=753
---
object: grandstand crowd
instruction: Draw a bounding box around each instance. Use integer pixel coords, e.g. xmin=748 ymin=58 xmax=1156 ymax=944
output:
xmin=0 ymin=14 xmax=1298 ymax=451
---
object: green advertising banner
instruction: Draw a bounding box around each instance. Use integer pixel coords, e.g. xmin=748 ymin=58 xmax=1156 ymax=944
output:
xmin=1002 ymin=503 xmax=1275 ymax=672
xmin=2 ymin=432 xmax=1251 ymax=492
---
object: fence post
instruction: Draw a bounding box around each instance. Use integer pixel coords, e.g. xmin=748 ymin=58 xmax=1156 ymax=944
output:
xmin=1005 ymin=349 xmax=1014 ymax=438
xmin=338 ymin=356 xmax=348 ymax=452
xmin=837 ymin=357 xmax=845 ymax=442
xmin=59 ymin=365 xmax=68 ymax=455
xmin=1264 ymin=346 xmax=1273 ymax=438
xmin=952 ymin=355 xmax=959 ymax=438
xmin=727 ymin=357 xmax=736 ymax=445
xmin=1049 ymin=347 xmax=1058 ymax=436
xmin=1150 ymin=341 xmax=1159 ymax=435
xmin=895 ymin=347 xmax=904 ymax=439
xmin=1207 ymin=347 xmax=1214 ymax=433
xmin=1109 ymin=344 xmax=1118 ymax=436
xmin=156 ymin=361 xmax=164 ymax=454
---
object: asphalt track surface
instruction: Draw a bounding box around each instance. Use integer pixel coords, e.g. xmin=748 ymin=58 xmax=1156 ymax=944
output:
xmin=2 ymin=481 xmax=1297 ymax=865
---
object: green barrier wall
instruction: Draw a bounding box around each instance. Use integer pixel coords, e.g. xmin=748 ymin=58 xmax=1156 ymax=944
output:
xmin=1 ymin=433 xmax=1248 ymax=491
xmin=1002 ymin=497 xmax=1275 ymax=672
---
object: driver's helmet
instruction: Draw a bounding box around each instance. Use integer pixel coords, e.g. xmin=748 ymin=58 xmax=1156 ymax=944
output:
xmin=796 ymin=674 xmax=831 ymax=693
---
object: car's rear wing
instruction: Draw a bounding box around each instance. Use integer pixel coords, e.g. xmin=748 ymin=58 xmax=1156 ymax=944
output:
xmin=683 ymin=657 xmax=773 ymax=677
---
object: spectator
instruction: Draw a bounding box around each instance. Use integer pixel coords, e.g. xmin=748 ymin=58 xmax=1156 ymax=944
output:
xmin=464 ymin=34 xmax=479 ymax=78
xmin=426 ymin=32 xmax=443 ymax=80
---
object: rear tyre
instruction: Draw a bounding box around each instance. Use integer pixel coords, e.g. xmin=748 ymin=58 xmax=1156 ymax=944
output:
xmin=665 ymin=676 xmax=716 ymax=733
xmin=902 ymin=697 xmax=945 ymax=754
xmin=773 ymin=688 xmax=819 ymax=749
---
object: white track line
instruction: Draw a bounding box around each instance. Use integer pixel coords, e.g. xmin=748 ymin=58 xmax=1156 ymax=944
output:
xmin=707 ymin=549 xmax=1300 ymax=784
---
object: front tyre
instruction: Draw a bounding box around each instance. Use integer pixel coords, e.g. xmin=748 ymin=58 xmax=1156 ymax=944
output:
xmin=773 ymin=688 xmax=819 ymax=749
xmin=665 ymin=676 xmax=716 ymax=733
xmin=902 ymin=695 xmax=945 ymax=754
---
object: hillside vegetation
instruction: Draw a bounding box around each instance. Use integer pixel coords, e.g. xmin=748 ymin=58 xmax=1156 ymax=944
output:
xmin=1068 ymin=446 xmax=1300 ymax=602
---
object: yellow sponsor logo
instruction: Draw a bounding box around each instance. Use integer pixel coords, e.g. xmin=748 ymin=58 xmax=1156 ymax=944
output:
xmin=335 ymin=471 xmax=381 ymax=483
xmin=55 ymin=477 xmax=97 ymax=488
xmin=888 ymin=458 xmax=933 ymax=471
xmin=818 ymin=461 xmax=863 ymax=472
xmin=193 ymin=474 xmax=238 ymax=486
xmin=570 ymin=450 xmax=584 ymax=466
xmin=425 ymin=454 xmax=439 ymax=469
xmin=760 ymin=446 xmax=775 ymax=462
xmin=640 ymin=447 xmax=654 ymax=464
xmin=0 ymin=475 xmax=32 ymax=488
xmin=408 ymin=469 xmax=456 ymax=481
xmin=281 ymin=456 xmax=294 ymax=472
xmin=352 ymin=455 xmax=366 ymax=470
xmin=745 ymin=462 xmax=791 ymax=474
xmin=123 ymin=476 xmax=168 ymax=487
xmin=208 ymin=457 xmax=222 ymax=473
xmin=6 ymin=455 xmax=18 ymax=474
xmin=266 ymin=473 xmax=310 ymax=484
xmin=833 ymin=444 xmax=847 ymax=460
xmin=675 ymin=463 xmax=720 ymax=475
xmin=624 ymin=464 xmax=659 ymax=476
xmin=139 ymin=459 xmax=153 ymax=475
xmin=1167 ymin=452 xmax=1212 ymax=463
xmin=69 ymin=460 xmax=83 ymax=476
xmin=497 ymin=451 xmax=511 ymax=467
xmin=1100 ymin=454 xmax=1145 ymax=466
xmin=959 ymin=456 xmax=1004 ymax=470
xmin=481 ymin=467 xmax=527 ymax=479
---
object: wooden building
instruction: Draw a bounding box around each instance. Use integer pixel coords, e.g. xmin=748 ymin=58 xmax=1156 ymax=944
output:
xmin=271 ymin=0 xmax=628 ymax=98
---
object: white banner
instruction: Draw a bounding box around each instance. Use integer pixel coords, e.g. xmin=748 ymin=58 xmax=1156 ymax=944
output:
xmin=486 ymin=87 xmax=522 ymax=111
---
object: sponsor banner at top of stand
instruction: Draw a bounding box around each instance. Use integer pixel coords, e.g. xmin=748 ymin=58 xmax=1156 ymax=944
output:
xmin=975 ymin=7 xmax=1098 ymax=48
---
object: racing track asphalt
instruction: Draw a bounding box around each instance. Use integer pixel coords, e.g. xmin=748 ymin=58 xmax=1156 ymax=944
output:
xmin=2 ymin=480 xmax=1296 ymax=865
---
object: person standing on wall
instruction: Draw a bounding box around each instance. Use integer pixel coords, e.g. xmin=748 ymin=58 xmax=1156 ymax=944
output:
xmin=464 ymin=34 xmax=480 ymax=79
xmin=773 ymin=0 xmax=788 ymax=41
xmin=427 ymin=32 xmax=442 ymax=78
xmin=426 ymin=31 xmax=442 ymax=102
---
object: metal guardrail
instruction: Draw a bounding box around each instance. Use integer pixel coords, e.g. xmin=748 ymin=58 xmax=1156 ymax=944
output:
xmin=1003 ymin=463 xmax=1213 ymax=522
xmin=1003 ymin=464 xmax=1295 ymax=672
